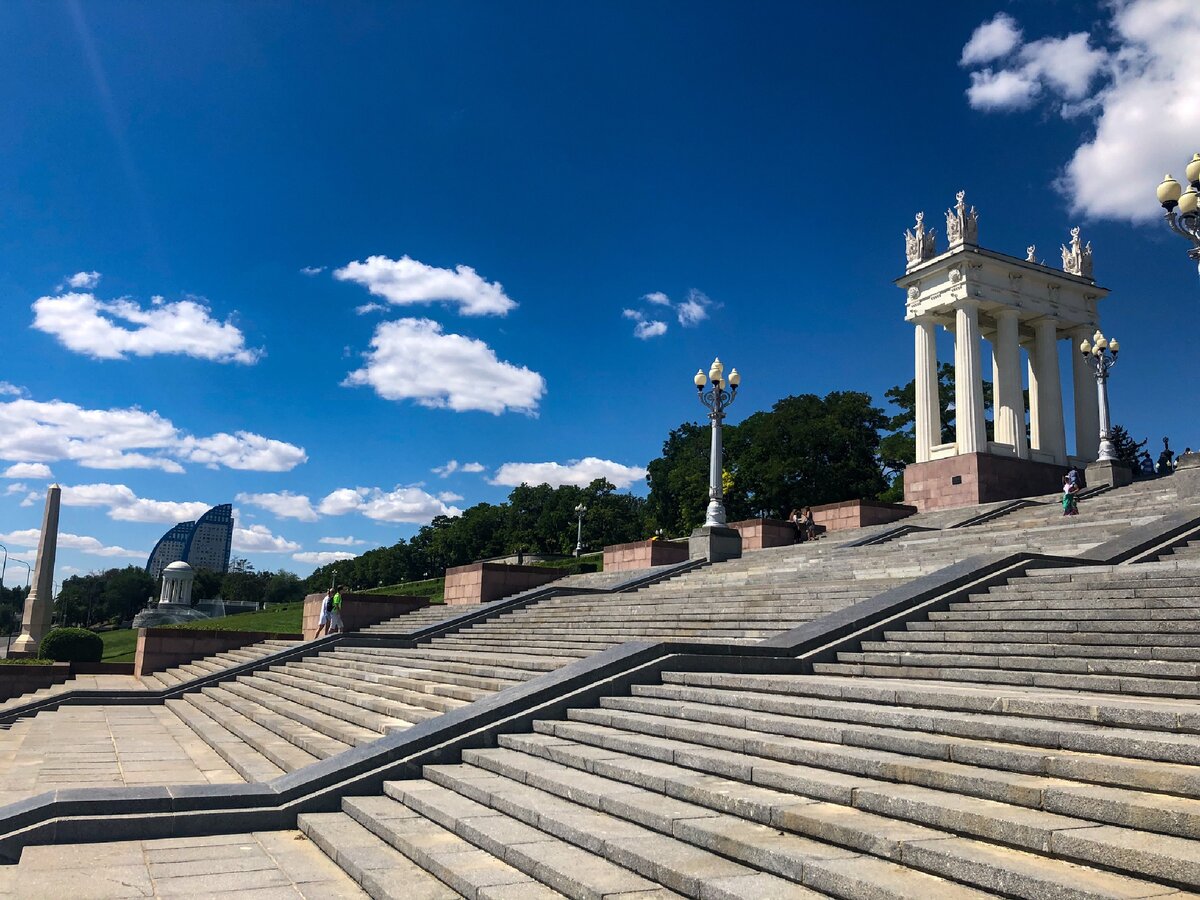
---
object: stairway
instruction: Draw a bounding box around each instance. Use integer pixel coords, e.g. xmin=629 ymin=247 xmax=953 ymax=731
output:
xmin=297 ymin=554 xmax=1200 ymax=897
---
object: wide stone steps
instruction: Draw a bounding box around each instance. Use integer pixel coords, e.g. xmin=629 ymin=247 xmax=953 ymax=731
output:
xmin=140 ymin=637 xmax=303 ymax=690
xmin=361 ymin=604 xmax=464 ymax=634
xmin=312 ymin=649 xmax=528 ymax=691
xmin=281 ymin=657 xmax=487 ymax=706
xmin=206 ymin=678 xmax=378 ymax=749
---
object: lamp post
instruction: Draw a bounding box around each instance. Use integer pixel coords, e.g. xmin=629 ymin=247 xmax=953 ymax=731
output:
xmin=10 ymin=560 xmax=30 ymax=589
xmin=573 ymin=503 xmax=587 ymax=557
xmin=0 ymin=542 xmax=7 ymax=589
xmin=693 ymin=357 xmax=740 ymax=527
xmin=1079 ymin=330 xmax=1120 ymax=462
xmin=1156 ymin=156 xmax=1200 ymax=280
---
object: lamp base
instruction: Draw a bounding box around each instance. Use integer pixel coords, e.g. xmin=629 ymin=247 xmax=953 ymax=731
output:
xmin=1085 ymin=458 xmax=1134 ymax=489
xmin=689 ymin=525 xmax=742 ymax=564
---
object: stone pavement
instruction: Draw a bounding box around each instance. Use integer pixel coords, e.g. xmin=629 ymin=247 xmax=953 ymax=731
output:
xmin=0 ymin=704 xmax=239 ymax=807
xmin=0 ymin=831 xmax=369 ymax=899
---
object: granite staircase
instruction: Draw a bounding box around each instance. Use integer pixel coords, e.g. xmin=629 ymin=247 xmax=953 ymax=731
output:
xmin=137 ymin=637 xmax=304 ymax=690
xmin=153 ymin=484 xmax=1184 ymax=786
xmin=295 ymin=554 xmax=1200 ymax=898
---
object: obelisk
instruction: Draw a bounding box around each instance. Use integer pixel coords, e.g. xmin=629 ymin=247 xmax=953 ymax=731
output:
xmin=10 ymin=484 xmax=61 ymax=658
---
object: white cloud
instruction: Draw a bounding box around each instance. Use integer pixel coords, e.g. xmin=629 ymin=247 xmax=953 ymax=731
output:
xmin=19 ymin=492 xmax=38 ymax=507
xmin=0 ymin=528 xmax=143 ymax=558
xmin=178 ymin=432 xmax=308 ymax=472
xmin=344 ymin=318 xmax=545 ymax=415
xmin=293 ymin=550 xmax=356 ymax=565
xmin=676 ymin=289 xmax=713 ymax=327
xmin=0 ymin=395 xmax=305 ymax=474
xmin=235 ymin=491 xmax=318 ymax=522
xmin=317 ymin=485 xmax=462 ymax=524
xmin=965 ymin=68 xmax=1041 ymax=110
xmin=622 ymin=309 xmax=668 ymax=340
xmin=0 ymin=383 xmax=24 ymax=397
xmin=59 ymin=482 xmax=213 ymax=524
xmin=300 ymin=266 xmax=326 ymax=276
xmin=432 ymin=459 xmax=483 ymax=477
xmin=5 ymin=483 xmax=27 ymax=495
xmin=233 ymin=524 xmax=300 ymax=553
xmin=438 ymin=491 xmax=464 ymax=502
xmin=3 ymin=463 xmax=52 ymax=479
xmin=32 ymin=291 xmax=262 ymax=364
xmin=490 ymin=457 xmax=648 ymax=490
xmin=962 ymin=1 xmax=1199 ymax=222
xmin=960 ymin=12 xmax=1022 ymax=65
xmin=66 ymin=271 xmax=102 ymax=289
xmin=318 ymin=535 xmax=368 ymax=546
xmin=355 ymin=302 xmax=387 ymax=315
xmin=334 ymin=255 xmax=517 ymax=317
xmin=643 ymin=291 xmax=672 ymax=306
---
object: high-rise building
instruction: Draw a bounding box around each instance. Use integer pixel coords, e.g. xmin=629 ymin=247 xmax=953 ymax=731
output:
xmin=146 ymin=503 xmax=234 ymax=580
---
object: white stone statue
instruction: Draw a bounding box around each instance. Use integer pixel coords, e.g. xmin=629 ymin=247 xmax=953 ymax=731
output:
xmin=904 ymin=212 xmax=936 ymax=267
xmin=1026 ymin=245 xmax=1037 ymax=262
xmin=945 ymin=190 xmax=979 ymax=247
xmin=1060 ymin=226 xmax=1094 ymax=278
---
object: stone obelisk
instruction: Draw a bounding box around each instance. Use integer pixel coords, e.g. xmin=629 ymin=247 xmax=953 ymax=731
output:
xmin=10 ymin=484 xmax=61 ymax=658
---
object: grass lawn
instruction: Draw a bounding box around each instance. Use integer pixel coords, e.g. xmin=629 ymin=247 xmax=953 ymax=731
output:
xmin=100 ymin=628 xmax=139 ymax=663
xmin=163 ymin=602 xmax=304 ymax=633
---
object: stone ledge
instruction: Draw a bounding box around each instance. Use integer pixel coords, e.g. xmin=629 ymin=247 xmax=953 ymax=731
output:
xmin=443 ymin=563 xmax=565 ymax=606
xmin=134 ymin=628 xmax=302 ymax=678
xmin=602 ymin=540 xmax=689 ymax=572
xmin=302 ymin=592 xmax=427 ymax=639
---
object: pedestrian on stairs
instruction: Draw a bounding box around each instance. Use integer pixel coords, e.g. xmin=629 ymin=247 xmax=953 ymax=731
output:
xmin=314 ymin=589 xmax=333 ymax=638
xmin=329 ymin=586 xmax=344 ymax=634
xmin=1062 ymin=476 xmax=1080 ymax=517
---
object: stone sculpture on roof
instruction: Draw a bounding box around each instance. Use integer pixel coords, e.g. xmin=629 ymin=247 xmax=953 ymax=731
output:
xmin=903 ymin=212 xmax=937 ymax=268
xmin=1060 ymin=226 xmax=1094 ymax=279
xmin=945 ymin=190 xmax=979 ymax=247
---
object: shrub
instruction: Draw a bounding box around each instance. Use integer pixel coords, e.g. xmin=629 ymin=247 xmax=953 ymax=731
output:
xmin=38 ymin=627 xmax=103 ymax=663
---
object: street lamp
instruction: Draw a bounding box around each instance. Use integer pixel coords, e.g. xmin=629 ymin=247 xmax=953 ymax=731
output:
xmin=9 ymin=559 xmax=30 ymax=589
xmin=573 ymin=503 xmax=587 ymax=557
xmin=1079 ymin=330 xmax=1121 ymax=462
xmin=694 ymin=357 xmax=741 ymax=527
xmin=1156 ymin=156 xmax=1200 ymax=279
xmin=0 ymin=542 xmax=7 ymax=588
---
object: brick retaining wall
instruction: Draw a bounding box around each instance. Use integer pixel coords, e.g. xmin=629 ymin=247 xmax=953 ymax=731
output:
xmin=811 ymin=499 xmax=917 ymax=531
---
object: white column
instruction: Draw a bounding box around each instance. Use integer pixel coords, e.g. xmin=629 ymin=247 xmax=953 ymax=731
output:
xmin=1025 ymin=344 xmax=1040 ymax=452
xmin=1033 ymin=318 xmax=1067 ymax=464
xmin=1071 ymin=325 xmax=1100 ymax=461
xmin=993 ymin=309 xmax=1027 ymax=458
xmin=953 ymin=301 xmax=987 ymax=454
xmin=914 ymin=316 xmax=941 ymax=463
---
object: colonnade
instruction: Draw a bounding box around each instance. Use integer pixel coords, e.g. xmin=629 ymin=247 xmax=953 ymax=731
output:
xmin=913 ymin=306 xmax=1100 ymax=465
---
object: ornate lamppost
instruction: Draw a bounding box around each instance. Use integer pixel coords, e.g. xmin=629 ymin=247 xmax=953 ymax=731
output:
xmin=694 ymin=358 xmax=740 ymax=526
xmin=1156 ymin=156 xmax=1200 ymax=280
xmin=1079 ymin=330 xmax=1120 ymax=463
xmin=573 ymin=503 xmax=587 ymax=557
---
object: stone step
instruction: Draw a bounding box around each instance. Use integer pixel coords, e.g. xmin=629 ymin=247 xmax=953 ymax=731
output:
xmin=257 ymin=664 xmax=460 ymax=717
xmin=811 ymin=661 xmax=1200 ymax=699
xmin=499 ymin=728 xmax=1200 ymax=887
xmin=297 ymin=811 xmax=463 ymax=900
xmin=302 ymin=653 xmax=520 ymax=695
xmin=434 ymin=747 xmax=1163 ymax=900
xmin=396 ymin=647 xmax=572 ymax=673
xmin=930 ymin=608 xmax=1200 ymax=621
xmin=406 ymin=764 xmax=960 ymax=899
xmin=195 ymin=683 xmax=351 ymax=760
xmin=861 ymin=639 xmax=1200 ymax=662
xmin=883 ymin=629 xmax=1200 ymax=648
xmin=208 ymin=679 xmax=375 ymax=750
xmin=284 ymin=658 xmax=486 ymax=706
xmin=582 ymin=688 xmax=1200 ymax=833
xmin=837 ymin=649 xmax=1200 ymax=681
xmin=908 ymin=618 xmax=1200 ymax=634
xmin=340 ymin=792 xmax=586 ymax=899
xmin=330 ymin=649 xmax=541 ymax=683
xmin=167 ymin=695 xmax=289 ymax=781
xmin=603 ymin=685 xmax=1200 ymax=770
xmin=232 ymin=670 xmax=420 ymax=733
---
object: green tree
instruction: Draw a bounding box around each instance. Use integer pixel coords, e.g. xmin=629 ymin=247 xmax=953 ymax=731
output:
xmin=263 ymin=571 xmax=305 ymax=605
xmin=645 ymin=423 xmax=713 ymax=536
xmin=731 ymin=391 xmax=888 ymax=517
xmin=1109 ymin=425 xmax=1147 ymax=471
xmin=220 ymin=570 xmax=267 ymax=605
xmin=192 ymin=568 xmax=223 ymax=602
xmin=102 ymin=567 xmax=156 ymax=622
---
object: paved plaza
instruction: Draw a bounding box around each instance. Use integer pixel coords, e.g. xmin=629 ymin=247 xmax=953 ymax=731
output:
xmin=0 ymin=832 xmax=367 ymax=899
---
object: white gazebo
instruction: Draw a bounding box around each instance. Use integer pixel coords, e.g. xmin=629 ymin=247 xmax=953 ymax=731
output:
xmin=159 ymin=560 xmax=196 ymax=606
xmin=897 ymin=192 xmax=1109 ymax=510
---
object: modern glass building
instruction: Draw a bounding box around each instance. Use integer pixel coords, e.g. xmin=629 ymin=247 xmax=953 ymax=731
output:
xmin=146 ymin=503 xmax=234 ymax=580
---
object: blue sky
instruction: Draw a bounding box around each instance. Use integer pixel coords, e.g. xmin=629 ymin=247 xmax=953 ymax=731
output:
xmin=1 ymin=0 xmax=1197 ymax=583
